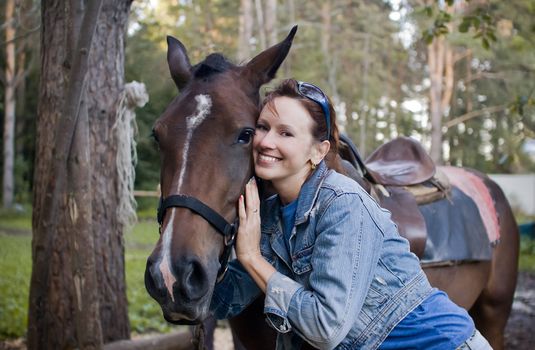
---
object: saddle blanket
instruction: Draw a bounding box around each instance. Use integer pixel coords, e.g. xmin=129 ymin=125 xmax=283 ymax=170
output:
xmin=440 ymin=166 xmax=500 ymax=243
xmin=418 ymin=184 xmax=494 ymax=264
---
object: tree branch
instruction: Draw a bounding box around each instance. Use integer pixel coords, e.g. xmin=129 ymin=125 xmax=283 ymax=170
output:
xmin=445 ymin=105 xmax=508 ymax=128
xmin=463 ymin=71 xmax=506 ymax=83
xmin=0 ymin=26 xmax=39 ymax=47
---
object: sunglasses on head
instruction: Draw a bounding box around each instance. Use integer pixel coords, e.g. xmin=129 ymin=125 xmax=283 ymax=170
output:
xmin=297 ymin=81 xmax=331 ymax=141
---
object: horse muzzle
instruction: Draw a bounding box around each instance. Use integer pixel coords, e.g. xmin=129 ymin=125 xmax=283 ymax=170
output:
xmin=144 ymin=254 xmax=215 ymax=323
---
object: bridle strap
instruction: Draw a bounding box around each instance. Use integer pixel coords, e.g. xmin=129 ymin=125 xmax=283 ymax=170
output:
xmin=157 ymin=194 xmax=237 ymax=281
xmin=158 ymin=195 xmax=236 ymax=237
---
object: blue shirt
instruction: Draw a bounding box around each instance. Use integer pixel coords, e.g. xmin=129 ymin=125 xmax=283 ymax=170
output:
xmin=380 ymin=290 xmax=474 ymax=349
xmin=280 ymin=199 xmax=298 ymax=251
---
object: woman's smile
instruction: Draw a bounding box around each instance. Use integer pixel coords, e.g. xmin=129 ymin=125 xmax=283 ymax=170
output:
xmin=257 ymin=153 xmax=282 ymax=165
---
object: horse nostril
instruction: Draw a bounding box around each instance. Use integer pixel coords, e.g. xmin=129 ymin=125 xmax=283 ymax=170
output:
xmin=145 ymin=257 xmax=166 ymax=299
xmin=176 ymin=258 xmax=209 ymax=301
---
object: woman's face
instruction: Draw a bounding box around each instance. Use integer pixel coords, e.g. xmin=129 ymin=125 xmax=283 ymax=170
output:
xmin=253 ymin=96 xmax=321 ymax=188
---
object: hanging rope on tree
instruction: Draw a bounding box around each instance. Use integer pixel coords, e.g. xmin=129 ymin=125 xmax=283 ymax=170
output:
xmin=113 ymin=81 xmax=149 ymax=229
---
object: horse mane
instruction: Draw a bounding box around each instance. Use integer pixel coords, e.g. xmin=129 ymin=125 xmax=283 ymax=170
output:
xmin=192 ymin=53 xmax=235 ymax=79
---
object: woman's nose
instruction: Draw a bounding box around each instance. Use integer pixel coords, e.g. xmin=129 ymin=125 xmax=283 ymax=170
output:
xmin=256 ymin=130 xmax=276 ymax=149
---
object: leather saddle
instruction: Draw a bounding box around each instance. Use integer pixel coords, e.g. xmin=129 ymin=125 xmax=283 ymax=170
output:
xmin=338 ymin=135 xmax=450 ymax=258
xmin=365 ymin=136 xmax=435 ymax=186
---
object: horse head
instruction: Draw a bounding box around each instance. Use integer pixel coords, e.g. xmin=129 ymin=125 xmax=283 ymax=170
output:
xmin=144 ymin=26 xmax=297 ymax=324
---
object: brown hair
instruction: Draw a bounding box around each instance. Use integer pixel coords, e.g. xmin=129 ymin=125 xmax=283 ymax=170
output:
xmin=261 ymin=79 xmax=340 ymax=164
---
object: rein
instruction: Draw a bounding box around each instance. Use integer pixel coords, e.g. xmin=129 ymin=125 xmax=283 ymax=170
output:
xmin=157 ymin=195 xmax=237 ymax=282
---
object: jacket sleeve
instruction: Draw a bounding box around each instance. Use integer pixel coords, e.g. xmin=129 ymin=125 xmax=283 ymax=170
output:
xmin=263 ymin=193 xmax=384 ymax=349
xmin=210 ymin=259 xmax=262 ymax=319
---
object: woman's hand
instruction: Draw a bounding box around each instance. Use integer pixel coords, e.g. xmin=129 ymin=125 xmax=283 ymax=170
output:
xmin=235 ymin=177 xmax=276 ymax=292
xmin=236 ymin=177 xmax=262 ymax=266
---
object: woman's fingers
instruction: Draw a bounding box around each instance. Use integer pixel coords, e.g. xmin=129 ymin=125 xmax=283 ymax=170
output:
xmin=238 ymin=178 xmax=260 ymax=228
xmin=245 ymin=177 xmax=260 ymax=215
xmin=238 ymin=195 xmax=246 ymax=221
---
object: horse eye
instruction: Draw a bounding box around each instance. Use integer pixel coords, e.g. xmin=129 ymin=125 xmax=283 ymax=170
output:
xmin=237 ymin=128 xmax=254 ymax=144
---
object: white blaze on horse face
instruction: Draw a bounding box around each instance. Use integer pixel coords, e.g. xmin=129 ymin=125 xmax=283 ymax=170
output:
xmin=159 ymin=94 xmax=212 ymax=301
xmin=176 ymin=94 xmax=212 ymax=193
xmin=159 ymin=210 xmax=177 ymax=301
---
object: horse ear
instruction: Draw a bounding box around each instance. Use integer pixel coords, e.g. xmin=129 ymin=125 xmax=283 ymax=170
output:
xmin=167 ymin=36 xmax=192 ymax=90
xmin=242 ymin=25 xmax=298 ymax=89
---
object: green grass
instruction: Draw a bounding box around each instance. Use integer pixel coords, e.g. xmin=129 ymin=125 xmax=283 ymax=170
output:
xmin=0 ymin=216 xmax=180 ymax=340
xmin=124 ymin=220 xmax=176 ymax=334
xmin=0 ymin=234 xmax=32 ymax=338
xmin=0 ymin=208 xmax=31 ymax=232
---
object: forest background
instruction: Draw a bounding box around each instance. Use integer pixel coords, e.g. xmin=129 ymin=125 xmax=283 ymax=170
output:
xmin=1 ymin=0 xmax=534 ymax=212
xmin=0 ymin=0 xmax=535 ymax=347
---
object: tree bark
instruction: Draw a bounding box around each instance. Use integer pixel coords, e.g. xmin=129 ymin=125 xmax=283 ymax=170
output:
xmin=264 ymin=0 xmax=277 ymax=47
xmin=237 ymin=0 xmax=253 ymax=62
xmin=3 ymin=0 xmax=16 ymax=208
xmin=428 ymin=35 xmax=445 ymax=163
xmin=254 ymin=0 xmax=266 ymax=50
xmin=87 ymin=1 xmax=132 ymax=340
xmin=29 ymin=0 xmax=132 ymax=348
xmin=321 ymin=0 xmax=339 ymax=102
xmin=359 ymin=33 xmax=370 ymax=157
xmin=283 ymin=0 xmax=295 ymax=77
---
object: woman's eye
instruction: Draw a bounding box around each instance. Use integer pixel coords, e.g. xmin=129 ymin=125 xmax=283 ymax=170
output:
xmin=237 ymin=128 xmax=255 ymax=144
xmin=255 ymin=124 xmax=268 ymax=131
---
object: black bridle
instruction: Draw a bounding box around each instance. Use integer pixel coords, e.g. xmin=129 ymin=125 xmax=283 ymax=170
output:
xmin=157 ymin=195 xmax=237 ymax=282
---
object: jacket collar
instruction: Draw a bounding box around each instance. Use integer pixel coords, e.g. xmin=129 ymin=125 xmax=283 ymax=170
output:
xmin=294 ymin=160 xmax=329 ymax=225
xmin=262 ymin=160 xmax=329 ymax=227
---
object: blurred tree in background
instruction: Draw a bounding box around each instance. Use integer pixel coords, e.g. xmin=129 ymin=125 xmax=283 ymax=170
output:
xmin=1 ymin=0 xmax=534 ymax=210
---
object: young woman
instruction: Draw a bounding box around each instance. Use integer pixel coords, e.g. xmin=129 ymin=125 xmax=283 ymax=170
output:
xmin=210 ymin=79 xmax=492 ymax=350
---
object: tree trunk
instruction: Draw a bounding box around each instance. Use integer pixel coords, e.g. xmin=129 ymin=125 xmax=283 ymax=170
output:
xmin=321 ymin=0 xmax=339 ymax=102
xmin=3 ymin=0 xmax=16 ymax=208
xmin=428 ymin=35 xmax=455 ymax=164
xmin=428 ymin=35 xmax=445 ymax=163
xmin=264 ymin=0 xmax=277 ymax=47
xmin=87 ymin=1 xmax=132 ymax=340
xmin=283 ymin=0 xmax=295 ymax=77
xmin=254 ymin=0 xmax=266 ymax=50
xmin=359 ymin=33 xmax=370 ymax=157
xmin=29 ymin=1 xmax=132 ymax=348
xmin=237 ymin=0 xmax=253 ymax=62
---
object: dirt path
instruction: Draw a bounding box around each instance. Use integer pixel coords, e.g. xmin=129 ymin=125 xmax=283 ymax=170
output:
xmin=504 ymin=271 xmax=535 ymax=350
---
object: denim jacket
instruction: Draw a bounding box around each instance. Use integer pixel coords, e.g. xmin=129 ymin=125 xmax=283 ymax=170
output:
xmin=210 ymin=161 xmax=433 ymax=349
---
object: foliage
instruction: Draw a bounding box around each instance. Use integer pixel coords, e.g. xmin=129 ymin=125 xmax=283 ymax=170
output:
xmin=2 ymin=0 xmax=533 ymax=204
xmin=519 ymin=237 xmax=535 ymax=272
xmin=403 ymin=0 xmax=535 ymax=172
xmin=419 ymin=0 xmax=497 ymax=49
xmin=126 ymin=0 xmax=242 ymax=196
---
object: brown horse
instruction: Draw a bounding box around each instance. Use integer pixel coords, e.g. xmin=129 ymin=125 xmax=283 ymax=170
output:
xmin=144 ymin=27 xmax=519 ymax=350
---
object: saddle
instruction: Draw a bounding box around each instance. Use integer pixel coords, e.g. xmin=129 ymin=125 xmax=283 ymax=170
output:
xmin=338 ymin=135 xmax=450 ymax=258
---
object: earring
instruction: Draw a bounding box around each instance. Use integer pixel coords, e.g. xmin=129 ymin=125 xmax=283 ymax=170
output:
xmin=310 ymin=160 xmax=316 ymax=170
